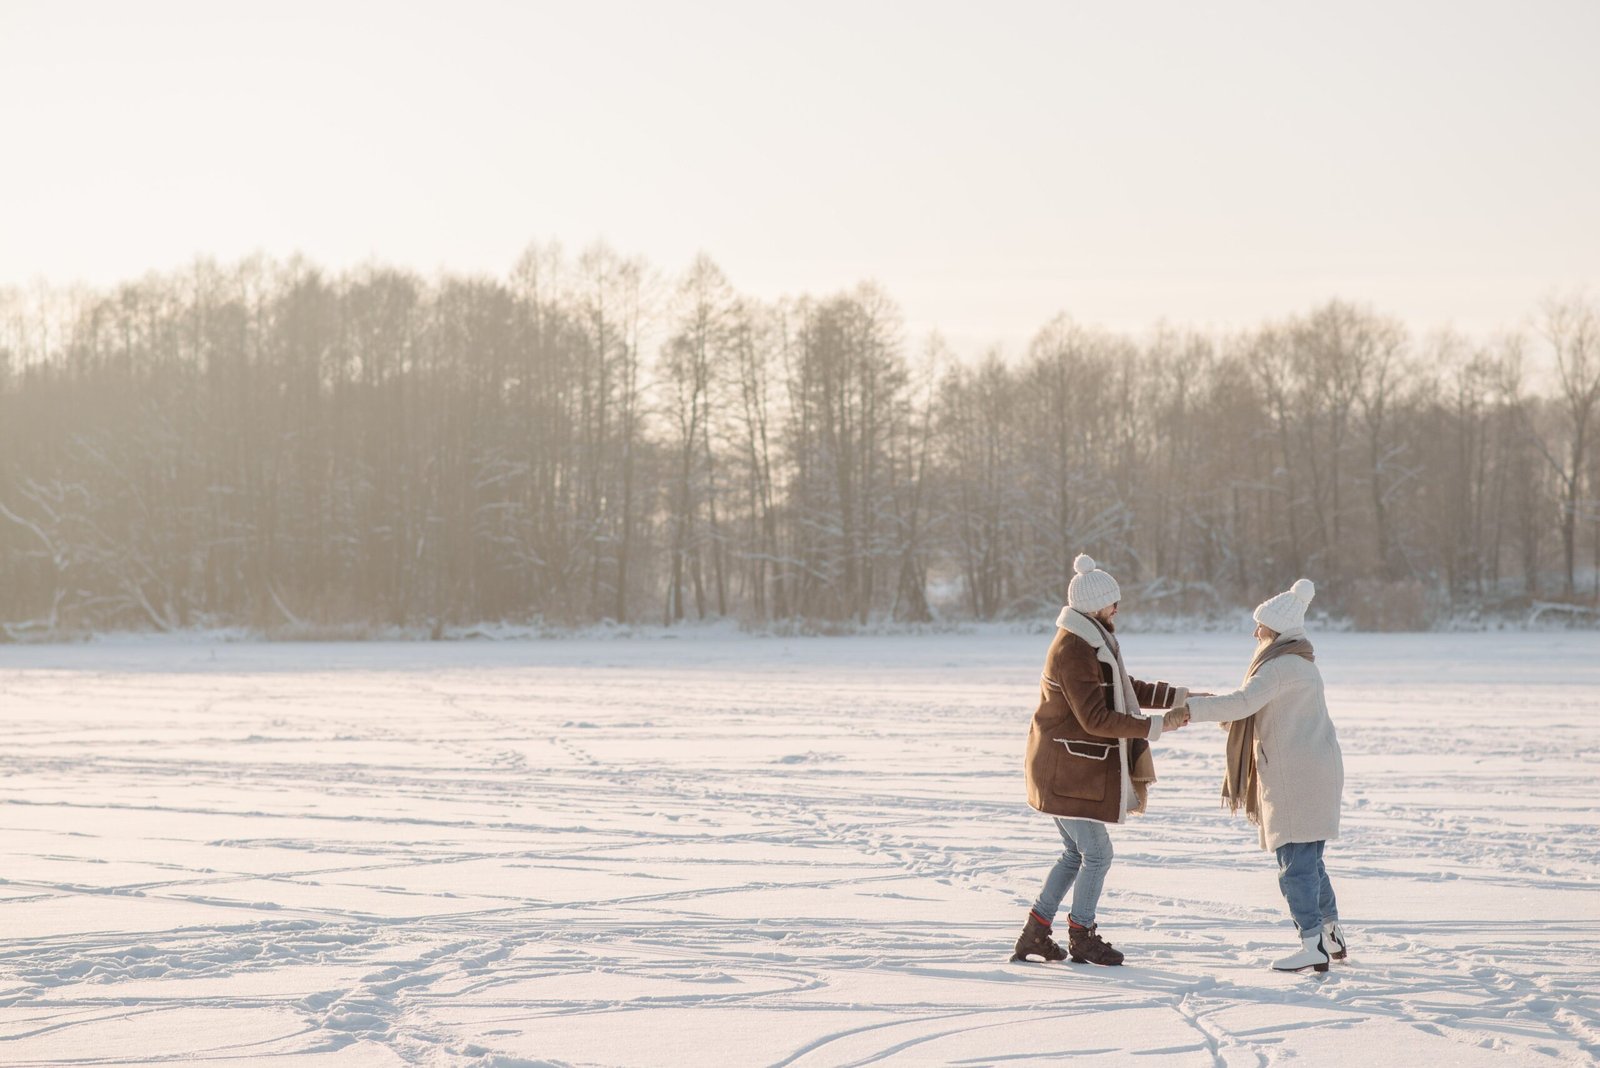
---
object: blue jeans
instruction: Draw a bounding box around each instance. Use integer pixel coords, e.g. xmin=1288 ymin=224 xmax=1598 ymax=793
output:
xmin=1032 ymin=818 xmax=1113 ymax=927
xmin=1275 ymin=840 xmax=1339 ymax=934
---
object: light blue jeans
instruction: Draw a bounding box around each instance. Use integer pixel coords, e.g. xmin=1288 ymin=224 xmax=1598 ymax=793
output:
xmin=1032 ymin=818 xmax=1113 ymax=927
xmin=1275 ymin=840 xmax=1340 ymax=934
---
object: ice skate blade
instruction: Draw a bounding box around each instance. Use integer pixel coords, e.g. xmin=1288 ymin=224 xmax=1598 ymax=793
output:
xmin=1273 ymin=961 xmax=1330 ymax=973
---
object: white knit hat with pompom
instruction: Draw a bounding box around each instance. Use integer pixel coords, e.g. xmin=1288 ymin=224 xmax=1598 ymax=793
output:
xmin=1066 ymin=553 xmax=1121 ymax=613
xmin=1254 ymin=578 xmax=1315 ymax=637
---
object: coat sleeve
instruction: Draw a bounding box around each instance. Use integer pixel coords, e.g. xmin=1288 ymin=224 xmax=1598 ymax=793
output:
xmin=1058 ymin=638 xmax=1160 ymax=740
xmin=1185 ymin=665 xmax=1279 ymax=724
xmin=1131 ymin=678 xmax=1188 ymax=710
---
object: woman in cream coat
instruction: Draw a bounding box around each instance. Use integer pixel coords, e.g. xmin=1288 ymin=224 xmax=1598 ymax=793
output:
xmin=1184 ymin=578 xmax=1348 ymax=974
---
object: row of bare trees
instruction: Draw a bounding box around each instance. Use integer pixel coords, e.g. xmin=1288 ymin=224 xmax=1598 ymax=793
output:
xmin=2 ymin=247 xmax=1597 ymax=636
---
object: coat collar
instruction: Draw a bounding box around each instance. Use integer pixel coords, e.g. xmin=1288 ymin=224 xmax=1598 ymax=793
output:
xmin=1056 ymin=606 xmax=1109 ymax=648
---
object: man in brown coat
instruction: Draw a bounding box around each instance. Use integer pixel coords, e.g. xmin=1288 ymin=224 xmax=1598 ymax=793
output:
xmin=1011 ymin=554 xmax=1191 ymax=966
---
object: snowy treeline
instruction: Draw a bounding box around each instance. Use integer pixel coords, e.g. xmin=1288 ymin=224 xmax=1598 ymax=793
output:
xmin=1 ymin=247 xmax=1597 ymax=636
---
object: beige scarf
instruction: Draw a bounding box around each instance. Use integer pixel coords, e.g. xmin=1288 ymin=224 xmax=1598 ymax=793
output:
xmin=1222 ymin=637 xmax=1315 ymax=824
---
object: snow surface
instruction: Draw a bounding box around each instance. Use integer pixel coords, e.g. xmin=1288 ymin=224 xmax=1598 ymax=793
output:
xmin=1 ymin=631 xmax=1597 ymax=1067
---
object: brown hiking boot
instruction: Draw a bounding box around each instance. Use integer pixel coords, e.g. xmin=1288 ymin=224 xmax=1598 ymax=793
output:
xmin=1068 ymin=922 xmax=1125 ymax=966
xmin=1010 ymin=913 xmax=1067 ymax=963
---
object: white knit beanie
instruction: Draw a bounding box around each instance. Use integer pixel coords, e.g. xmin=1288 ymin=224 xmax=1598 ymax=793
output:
xmin=1254 ymin=578 xmax=1315 ymax=637
xmin=1066 ymin=554 xmax=1121 ymax=613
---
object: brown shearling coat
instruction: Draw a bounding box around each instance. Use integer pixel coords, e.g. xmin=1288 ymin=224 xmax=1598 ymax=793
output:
xmin=1024 ymin=610 xmax=1186 ymax=823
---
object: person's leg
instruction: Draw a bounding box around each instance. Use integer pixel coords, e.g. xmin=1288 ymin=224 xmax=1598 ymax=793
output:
xmin=1314 ymin=841 xmax=1339 ymax=923
xmin=1056 ymin=820 xmax=1121 ymax=964
xmin=1313 ymin=841 xmax=1348 ymax=959
xmin=1030 ymin=818 xmax=1084 ymax=925
xmin=1275 ymin=841 xmax=1324 ymax=935
xmin=1063 ymin=819 xmax=1113 ymax=928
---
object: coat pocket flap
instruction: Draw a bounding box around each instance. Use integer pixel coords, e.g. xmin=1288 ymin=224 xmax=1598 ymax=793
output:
xmin=1056 ymin=738 xmax=1114 ymax=760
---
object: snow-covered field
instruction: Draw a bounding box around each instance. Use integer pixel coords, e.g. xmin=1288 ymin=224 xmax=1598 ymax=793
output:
xmin=1 ymin=630 xmax=1597 ymax=1067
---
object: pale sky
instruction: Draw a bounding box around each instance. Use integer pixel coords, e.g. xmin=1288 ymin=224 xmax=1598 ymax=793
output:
xmin=2 ymin=0 xmax=1596 ymax=355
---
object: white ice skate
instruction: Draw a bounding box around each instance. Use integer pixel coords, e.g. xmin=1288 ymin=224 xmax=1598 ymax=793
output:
xmin=1272 ymin=933 xmax=1331 ymax=973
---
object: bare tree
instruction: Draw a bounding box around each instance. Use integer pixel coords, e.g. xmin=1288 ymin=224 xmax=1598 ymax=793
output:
xmin=660 ymin=255 xmax=734 ymax=623
xmin=1348 ymin=309 xmax=1413 ymax=579
xmin=725 ymin=298 xmax=788 ymax=619
xmin=1532 ymin=294 xmax=1600 ymax=595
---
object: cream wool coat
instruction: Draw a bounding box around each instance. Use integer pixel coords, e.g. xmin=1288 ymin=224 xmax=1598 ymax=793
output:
xmin=1186 ymin=650 xmax=1344 ymax=851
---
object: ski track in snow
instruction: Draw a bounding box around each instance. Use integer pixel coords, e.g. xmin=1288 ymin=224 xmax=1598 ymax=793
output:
xmin=0 ymin=632 xmax=1596 ymax=1066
